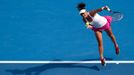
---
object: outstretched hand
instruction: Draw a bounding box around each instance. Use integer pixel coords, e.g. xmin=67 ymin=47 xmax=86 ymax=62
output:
xmin=102 ymin=6 xmax=111 ymax=11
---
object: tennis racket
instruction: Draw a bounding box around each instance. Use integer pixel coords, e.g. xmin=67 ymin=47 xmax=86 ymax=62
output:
xmin=107 ymin=7 xmax=123 ymax=22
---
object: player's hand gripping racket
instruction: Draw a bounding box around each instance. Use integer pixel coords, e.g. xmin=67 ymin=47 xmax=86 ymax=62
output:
xmin=106 ymin=6 xmax=123 ymax=22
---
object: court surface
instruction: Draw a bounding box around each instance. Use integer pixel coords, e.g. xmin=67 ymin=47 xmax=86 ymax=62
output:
xmin=0 ymin=0 xmax=134 ymax=75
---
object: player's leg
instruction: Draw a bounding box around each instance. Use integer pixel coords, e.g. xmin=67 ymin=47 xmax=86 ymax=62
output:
xmin=94 ymin=31 xmax=106 ymax=66
xmin=105 ymin=28 xmax=120 ymax=55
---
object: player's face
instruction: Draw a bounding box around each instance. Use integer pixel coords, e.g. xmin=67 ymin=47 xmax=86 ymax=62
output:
xmin=81 ymin=12 xmax=88 ymax=18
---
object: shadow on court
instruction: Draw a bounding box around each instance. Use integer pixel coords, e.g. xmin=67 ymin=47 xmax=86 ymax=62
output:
xmin=5 ymin=58 xmax=113 ymax=75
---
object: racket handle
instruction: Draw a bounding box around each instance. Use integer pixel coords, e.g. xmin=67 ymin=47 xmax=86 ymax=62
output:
xmin=106 ymin=6 xmax=111 ymax=12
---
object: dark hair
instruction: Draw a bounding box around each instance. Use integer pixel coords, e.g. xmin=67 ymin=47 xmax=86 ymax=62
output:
xmin=77 ymin=2 xmax=86 ymax=11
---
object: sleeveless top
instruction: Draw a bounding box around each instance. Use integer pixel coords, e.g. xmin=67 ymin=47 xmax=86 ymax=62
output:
xmin=86 ymin=13 xmax=107 ymax=28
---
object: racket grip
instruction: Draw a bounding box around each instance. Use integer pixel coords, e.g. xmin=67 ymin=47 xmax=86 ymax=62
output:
xmin=106 ymin=6 xmax=111 ymax=12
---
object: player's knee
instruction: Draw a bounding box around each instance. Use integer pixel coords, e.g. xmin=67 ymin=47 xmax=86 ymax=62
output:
xmin=98 ymin=43 xmax=103 ymax=47
xmin=107 ymin=32 xmax=114 ymax=37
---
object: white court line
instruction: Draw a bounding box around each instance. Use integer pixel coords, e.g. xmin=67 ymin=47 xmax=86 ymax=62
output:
xmin=0 ymin=61 xmax=134 ymax=64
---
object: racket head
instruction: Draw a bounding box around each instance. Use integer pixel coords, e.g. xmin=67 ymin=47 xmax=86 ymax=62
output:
xmin=110 ymin=11 xmax=123 ymax=22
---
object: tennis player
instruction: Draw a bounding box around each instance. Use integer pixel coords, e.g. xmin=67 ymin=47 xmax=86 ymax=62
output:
xmin=77 ymin=3 xmax=120 ymax=66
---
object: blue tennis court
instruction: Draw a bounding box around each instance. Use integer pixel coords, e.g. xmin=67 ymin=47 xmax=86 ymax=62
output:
xmin=0 ymin=0 xmax=134 ymax=75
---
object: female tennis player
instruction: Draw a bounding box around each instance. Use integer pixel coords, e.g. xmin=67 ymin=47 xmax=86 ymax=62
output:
xmin=77 ymin=3 xmax=120 ymax=66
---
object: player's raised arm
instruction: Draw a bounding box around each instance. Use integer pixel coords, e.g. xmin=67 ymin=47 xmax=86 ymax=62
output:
xmin=91 ymin=6 xmax=110 ymax=14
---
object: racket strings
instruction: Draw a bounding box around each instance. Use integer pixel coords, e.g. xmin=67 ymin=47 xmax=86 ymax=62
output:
xmin=111 ymin=12 xmax=123 ymax=21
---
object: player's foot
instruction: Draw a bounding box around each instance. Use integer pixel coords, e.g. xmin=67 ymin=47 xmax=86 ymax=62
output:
xmin=100 ymin=58 xmax=106 ymax=66
xmin=115 ymin=46 xmax=120 ymax=55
